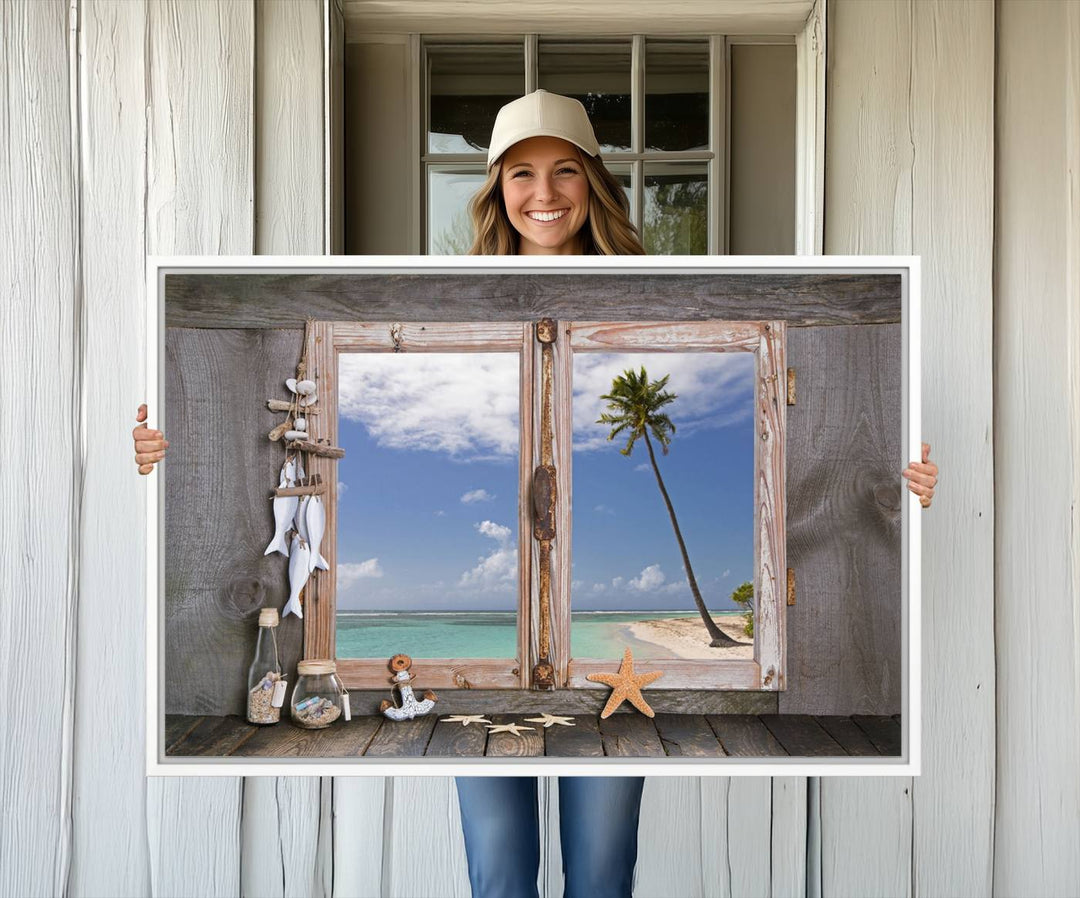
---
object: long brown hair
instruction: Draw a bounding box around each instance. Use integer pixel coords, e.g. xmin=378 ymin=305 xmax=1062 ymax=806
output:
xmin=467 ymin=150 xmax=645 ymax=255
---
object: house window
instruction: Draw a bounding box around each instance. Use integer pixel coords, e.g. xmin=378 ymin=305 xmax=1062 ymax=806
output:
xmin=422 ymin=35 xmax=785 ymax=256
xmin=314 ymin=319 xmax=786 ymax=693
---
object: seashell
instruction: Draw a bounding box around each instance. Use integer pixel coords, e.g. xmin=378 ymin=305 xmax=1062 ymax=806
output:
xmin=300 ymin=392 xmax=318 ymax=407
xmin=284 ymin=430 xmax=309 ymax=442
xmin=293 ymin=417 xmax=307 ymax=432
xmin=268 ymin=420 xmax=291 ymax=442
xmin=286 ymin=378 xmax=299 ymax=394
xmin=295 ymin=379 xmax=316 ymax=396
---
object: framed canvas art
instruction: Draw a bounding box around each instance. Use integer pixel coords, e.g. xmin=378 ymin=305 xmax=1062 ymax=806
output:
xmin=146 ymin=255 xmax=920 ymax=776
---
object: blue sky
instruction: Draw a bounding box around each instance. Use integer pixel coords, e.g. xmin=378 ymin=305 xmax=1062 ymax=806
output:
xmin=335 ymin=350 xmax=755 ymax=612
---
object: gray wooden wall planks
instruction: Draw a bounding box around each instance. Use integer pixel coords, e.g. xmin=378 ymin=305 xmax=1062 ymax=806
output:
xmin=3 ymin=1 xmax=1078 ymax=897
xmin=163 ymin=282 xmax=900 ymax=719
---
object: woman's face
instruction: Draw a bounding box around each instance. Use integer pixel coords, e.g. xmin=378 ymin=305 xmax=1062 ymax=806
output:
xmin=499 ymin=136 xmax=590 ymax=255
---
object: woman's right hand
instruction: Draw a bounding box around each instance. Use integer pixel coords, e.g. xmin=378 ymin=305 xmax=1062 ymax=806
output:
xmin=133 ymin=404 xmax=169 ymax=474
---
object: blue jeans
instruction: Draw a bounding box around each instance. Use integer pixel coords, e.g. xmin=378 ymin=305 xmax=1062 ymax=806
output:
xmin=454 ymin=776 xmax=646 ymax=898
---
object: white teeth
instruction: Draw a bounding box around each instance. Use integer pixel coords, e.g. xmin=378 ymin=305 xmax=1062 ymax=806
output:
xmin=527 ymin=209 xmax=567 ymax=222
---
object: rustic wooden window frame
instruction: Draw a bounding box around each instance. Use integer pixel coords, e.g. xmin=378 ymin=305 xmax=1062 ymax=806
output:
xmin=311 ymin=321 xmax=534 ymax=690
xmin=555 ymin=320 xmax=787 ymax=692
xmin=311 ymin=318 xmax=785 ymax=693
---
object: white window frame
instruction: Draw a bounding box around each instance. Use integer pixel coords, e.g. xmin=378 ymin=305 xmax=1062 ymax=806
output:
xmin=409 ymin=3 xmax=826 ymax=257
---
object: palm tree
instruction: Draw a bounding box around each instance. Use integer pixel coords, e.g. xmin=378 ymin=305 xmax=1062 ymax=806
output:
xmin=598 ymin=366 xmax=744 ymax=648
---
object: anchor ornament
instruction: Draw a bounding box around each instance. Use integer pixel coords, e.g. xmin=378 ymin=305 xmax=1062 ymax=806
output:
xmin=379 ymin=653 xmax=438 ymax=721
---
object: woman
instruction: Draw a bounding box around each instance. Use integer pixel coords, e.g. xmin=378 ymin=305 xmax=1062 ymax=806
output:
xmin=133 ymin=90 xmax=939 ymax=898
xmin=451 ymin=91 xmax=650 ymax=898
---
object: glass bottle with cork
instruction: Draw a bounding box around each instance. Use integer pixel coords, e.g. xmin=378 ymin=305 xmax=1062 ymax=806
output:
xmin=247 ymin=608 xmax=286 ymax=724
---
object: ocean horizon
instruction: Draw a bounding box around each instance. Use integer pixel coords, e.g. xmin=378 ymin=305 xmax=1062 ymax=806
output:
xmin=336 ymin=609 xmax=746 ymax=659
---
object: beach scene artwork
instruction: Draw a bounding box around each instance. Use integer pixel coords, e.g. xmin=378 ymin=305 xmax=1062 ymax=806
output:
xmin=334 ymin=348 xmax=755 ymax=661
xmin=572 ymin=351 xmax=755 ymax=661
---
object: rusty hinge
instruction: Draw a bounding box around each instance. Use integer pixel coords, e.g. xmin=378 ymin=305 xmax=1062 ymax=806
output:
xmin=532 ymin=319 xmax=557 ymax=690
xmin=786 ymin=367 xmax=796 ymax=405
xmin=787 ymin=568 xmax=796 ymax=605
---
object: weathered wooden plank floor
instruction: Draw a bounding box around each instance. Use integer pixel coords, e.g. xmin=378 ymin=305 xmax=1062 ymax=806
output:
xmin=164 ymin=713 xmax=902 ymax=759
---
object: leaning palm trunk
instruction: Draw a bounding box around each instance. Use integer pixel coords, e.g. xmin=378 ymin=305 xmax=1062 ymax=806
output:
xmin=643 ymin=430 xmax=743 ymax=648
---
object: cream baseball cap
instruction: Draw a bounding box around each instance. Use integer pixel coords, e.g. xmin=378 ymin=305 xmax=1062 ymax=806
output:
xmin=486 ymin=90 xmax=601 ymax=169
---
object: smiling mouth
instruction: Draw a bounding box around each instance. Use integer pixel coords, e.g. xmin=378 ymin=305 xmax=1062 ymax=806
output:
xmin=526 ymin=209 xmax=568 ymax=222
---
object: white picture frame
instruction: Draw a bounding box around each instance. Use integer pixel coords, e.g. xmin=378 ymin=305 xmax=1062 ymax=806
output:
xmin=146 ymin=254 xmax=920 ymax=777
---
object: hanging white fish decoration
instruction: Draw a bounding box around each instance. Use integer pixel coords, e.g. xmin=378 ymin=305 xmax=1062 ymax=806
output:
xmin=296 ymin=454 xmax=306 ymax=483
xmin=280 ymin=457 xmax=297 ymax=488
xmin=306 ymin=495 xmax=328 ymax=573
xmin=294 ymin=493 xmax=328 ymax=571
xmin=295 ymin=494 xmax=310 ymax=542
xmin=264 ymin=491 xmax=298 ymax=557
xmin=283 ymin=533 xmax=311 ymax=619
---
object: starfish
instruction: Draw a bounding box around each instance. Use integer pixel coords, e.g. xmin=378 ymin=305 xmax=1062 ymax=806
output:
xmin=585 ymin=647 xmax=664 ymax=719
xmin=523 ymin=713 xmax=576 ymax=728
xmin=440 ymin=714 xmax=492 ymax=727
xmin=485 ymin=722 xmax=536 ymax=736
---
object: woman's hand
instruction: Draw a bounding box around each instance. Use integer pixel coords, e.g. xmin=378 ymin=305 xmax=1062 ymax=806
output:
xmin=903 ymin=442 xmax=938 ymax=508
xmin=133 ymin=404 xmax=169 ymax=475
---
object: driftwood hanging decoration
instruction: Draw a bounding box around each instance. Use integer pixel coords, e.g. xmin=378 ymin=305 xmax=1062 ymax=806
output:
xmin=261 ymin=318 xmax=344 ymax=619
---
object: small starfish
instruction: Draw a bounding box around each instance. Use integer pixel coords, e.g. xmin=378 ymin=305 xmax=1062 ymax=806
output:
xmin=585 ymin=647 xmax=664 ymax=719
xmin=523 ymin=713 xmax=576 ymax=728
xmin=441 ymin=714 xmax=492 ymax=727
xmin=485 ymin=722 xmax=536 ymax=736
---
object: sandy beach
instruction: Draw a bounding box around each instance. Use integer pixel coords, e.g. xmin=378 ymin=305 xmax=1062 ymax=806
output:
xmin=627 ymin=614 xmax=754 ymax=659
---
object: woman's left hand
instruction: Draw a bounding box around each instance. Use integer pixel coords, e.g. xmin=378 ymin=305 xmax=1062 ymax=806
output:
xmin=903 ymin=442 xmax=938 ymax=508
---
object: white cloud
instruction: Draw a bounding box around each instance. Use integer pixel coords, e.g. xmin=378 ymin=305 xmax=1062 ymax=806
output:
xmin=461 ymin=488 xmax=494 ymax=504
xmin=337 ymin=558 xmax=383 ymax=590
xmin=634 ymin=463 xmax=652 ymax=473
xmin=476 ymin=520 xmax=512 ymax=542
xmin=629 ymin=563 xmax=666 ymax=591
xmin=434 ymin=509 xmax=446 ymax=517
xmin=339 ymin=353 xmax=519 ymax=460
xmin=337 ymin=481 xmax=349 ymax=497
xmin=722 ymin=569 xmax=731 ymax=578
xmin=611 ymin=576 xmax=625 ymax=589
xmin=593 ymin=504 xmax=615 ymax=515
xmin=459 ymin=520 xmax=517 ymax=592
xmin=573 ymin=352 xmax=756 ymax=453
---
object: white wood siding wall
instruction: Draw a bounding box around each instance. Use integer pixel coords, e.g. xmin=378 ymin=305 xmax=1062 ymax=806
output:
xmin=823 ymin=2 xmax=997 ymax=895
xmin=1 ymin=1 xmax=1077 ymax=897
xmin=994 ymin=1 xmax=1080 ymax=894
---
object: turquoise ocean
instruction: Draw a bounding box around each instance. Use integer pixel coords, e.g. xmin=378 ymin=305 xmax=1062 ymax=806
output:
xmin=336 ymin=609 xmax=745 ymax=659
